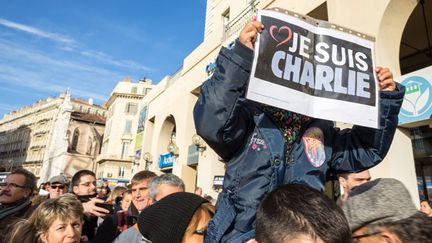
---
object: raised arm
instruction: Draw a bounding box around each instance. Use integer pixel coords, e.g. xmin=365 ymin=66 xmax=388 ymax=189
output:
xmin=330 ymin=67 xmax=405 ymax=172
xmin=193 ymin=21 xmax=264 ymax=161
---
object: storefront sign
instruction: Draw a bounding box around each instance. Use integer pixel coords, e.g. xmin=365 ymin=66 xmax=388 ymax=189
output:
xmin=397 ymin=65 xmax=432 ymax=125
xmin=159 ymin=152 xmax=174 ymax=169
xmin=247 ymin=9 xmax=379 ymax=128
xmin=187 ymin=145 xmax=199 ymax=166
xmin=213 ymin=175 xmax=224 ymax=186
xmin=101 ymin=178 xmax=129 ymax=188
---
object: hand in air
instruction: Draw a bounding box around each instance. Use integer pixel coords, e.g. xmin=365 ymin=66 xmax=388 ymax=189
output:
xmin=239 ymin=17 xmax=264 ymax=50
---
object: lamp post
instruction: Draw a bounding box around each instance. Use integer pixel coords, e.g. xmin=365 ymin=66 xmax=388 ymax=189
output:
xmin=129 ymin=155 xmax=140 ymax=174
xmin=167 ymin=141 xmax=179 ymax=157
xmin=143 ymin=152 xmax=153 ymax=171
xmin=192 ymin=134 xmax=206 ymax=155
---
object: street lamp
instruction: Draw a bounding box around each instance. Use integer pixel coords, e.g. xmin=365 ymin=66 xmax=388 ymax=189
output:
xmin=143 ymin=152 xmax=153 ymax=171
xmin=192 ymin=134 xmax=206 ymax=154
xmin=129 ymin=155 xmax=140 ymax=174
xmin=167 ymin=140 xmax=179 ymax=157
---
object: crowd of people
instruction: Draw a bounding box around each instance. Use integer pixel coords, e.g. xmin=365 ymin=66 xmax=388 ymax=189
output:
xmin=0 ymin=168 xmax=216 ymax=243
xmin=0 ymin=166 xmax=431 ymax=243
xmin=1 ymin=18 xmax=432 ymax=243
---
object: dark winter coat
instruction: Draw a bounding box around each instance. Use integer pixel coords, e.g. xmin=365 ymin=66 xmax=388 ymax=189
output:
xmin=193 ymin=40 xmax=405 ymax=243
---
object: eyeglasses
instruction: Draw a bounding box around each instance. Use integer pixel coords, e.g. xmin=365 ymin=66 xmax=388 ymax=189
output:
xmin=50 ymin=185 xmax=66 ymax=189
xmin=352 ymin=231 xmax=383 ymax=243
xmin=0 ymin=182 xmax=27 ymax=189
xmin=193 ymin=229 xmax=207 ymax=236
xmin=79 ymin=181 xmax=97 ymax=187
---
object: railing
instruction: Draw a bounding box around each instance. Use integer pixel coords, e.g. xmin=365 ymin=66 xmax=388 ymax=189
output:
xmin=223 ymin=1 xmax=260 ymax=42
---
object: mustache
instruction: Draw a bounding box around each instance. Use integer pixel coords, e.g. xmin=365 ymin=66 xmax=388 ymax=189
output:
xmin=0 ymin=191 xmax=11 ymax=197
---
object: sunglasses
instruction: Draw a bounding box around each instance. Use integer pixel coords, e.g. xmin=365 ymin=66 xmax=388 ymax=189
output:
xmin=50 ymin=185 xmax=66 ymax=189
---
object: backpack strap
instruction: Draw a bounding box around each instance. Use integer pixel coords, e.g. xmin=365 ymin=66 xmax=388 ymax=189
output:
xmin=122 ymin=211 xmax=128 ymax=232
xmin=115 ymin=212 xmax=123 ymax=235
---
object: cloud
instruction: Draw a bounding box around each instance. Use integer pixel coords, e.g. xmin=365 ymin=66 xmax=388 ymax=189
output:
xmin=0 ymin=18 xmax=78 ymax=47
xmin=0 ymin=38 xmax=116 ymax=102
xmin=81 ymin=50 xmax=154 ymax=72
xmin=0 ymin=103 xmax=17 ymax=112
xmin=0 ymin=18 xmax=153 ymax=73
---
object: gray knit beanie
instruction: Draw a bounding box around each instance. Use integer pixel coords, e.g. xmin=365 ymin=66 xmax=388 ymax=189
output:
xmin=342 ymin=178 xmax=418 ymax=231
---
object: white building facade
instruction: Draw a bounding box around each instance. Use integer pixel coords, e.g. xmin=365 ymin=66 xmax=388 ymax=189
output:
xmin=134 ymin=0 xmax=431 ymax=204
xmin=95 ymin=78 xmax=154 ymax=186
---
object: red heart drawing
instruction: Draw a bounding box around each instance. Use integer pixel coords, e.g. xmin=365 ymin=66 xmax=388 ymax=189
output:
xmin=269 ymin=25 xmax=292 ymax=47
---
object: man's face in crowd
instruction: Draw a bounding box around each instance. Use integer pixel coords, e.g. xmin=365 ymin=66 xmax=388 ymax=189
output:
xmin=0 ymin=174 xmax=32 ymax=205
xmin=131 ymin=178 xmax=151 ymax=212
xmin=340 ymin=170 xmax=371 ymax=195
xmin=48 ymin=183 xmax=68 ymax=199
xmin=73 ymin=175 xmax=97 ymax=196
xmin=352 ymin=226 xmax=402 ymax=243
xmin=155 ymin=184 xmax=184 ymax=201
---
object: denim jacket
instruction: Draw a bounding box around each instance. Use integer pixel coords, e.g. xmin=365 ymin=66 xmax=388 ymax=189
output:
xmin=193 ymin=40 xmax=405 ymax=243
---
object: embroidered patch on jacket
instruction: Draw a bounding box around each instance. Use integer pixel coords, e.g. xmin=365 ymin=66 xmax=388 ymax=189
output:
xmin=302 ymin=127 xmax=325 ymax=167
xmin=249 ymin=132 xmax=267 ymax=151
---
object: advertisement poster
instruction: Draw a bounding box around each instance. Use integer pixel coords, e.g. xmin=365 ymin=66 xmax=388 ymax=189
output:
xmin=247 ymin=9 xmax=379 ymax=128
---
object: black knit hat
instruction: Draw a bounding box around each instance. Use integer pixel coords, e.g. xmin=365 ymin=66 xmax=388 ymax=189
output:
xmin=137 ymin=192 xmax=208 ymax=243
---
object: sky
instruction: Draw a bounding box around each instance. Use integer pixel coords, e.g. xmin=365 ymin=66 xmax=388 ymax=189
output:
xmin=0 ymin=1 xmax=206 ymax=118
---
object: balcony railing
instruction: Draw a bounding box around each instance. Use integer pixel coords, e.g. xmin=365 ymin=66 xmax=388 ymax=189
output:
xmin=223 ymin=1 xmax=260 ymax=42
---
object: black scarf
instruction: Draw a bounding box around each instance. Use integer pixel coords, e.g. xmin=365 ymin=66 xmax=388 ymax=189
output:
xmin=0 ymin=197 xmax=31 ymax=220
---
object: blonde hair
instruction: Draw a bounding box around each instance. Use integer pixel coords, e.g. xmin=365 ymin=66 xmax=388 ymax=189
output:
xmin=106 ymin=186 xmax=127 ymax=203
xmin=8 ymin=194 xmax=83 ymax=243
xmin=182 ymin=202 xmax=215 ymax=240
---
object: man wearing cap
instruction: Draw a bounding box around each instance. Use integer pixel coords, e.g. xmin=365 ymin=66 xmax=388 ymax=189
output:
xmin=47 ymin=174 xmax=69 ymax=199
xmin=342 ymin=178 xmax=432 ymax=243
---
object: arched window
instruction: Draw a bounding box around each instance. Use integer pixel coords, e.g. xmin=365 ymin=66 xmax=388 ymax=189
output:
xmin=93 ymin=141 xmax=100 ymax=156
xmin=71 ymin=128 xmax=80 ymax=152
xmin=87 ymin=137 xmax=93 ymax=155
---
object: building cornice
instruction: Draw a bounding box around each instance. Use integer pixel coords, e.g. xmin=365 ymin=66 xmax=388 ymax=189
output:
xmin=105 ymin=93 xmax=145 ymax=108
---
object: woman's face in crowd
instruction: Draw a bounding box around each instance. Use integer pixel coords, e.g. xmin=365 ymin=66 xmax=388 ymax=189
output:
xmin=40 ymin=216 xmax=82 ymax=243
xmin=182 ymin=210 xmax=212 ymax=243
xmin=121 ymin=193 xmax=132 ymax=211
